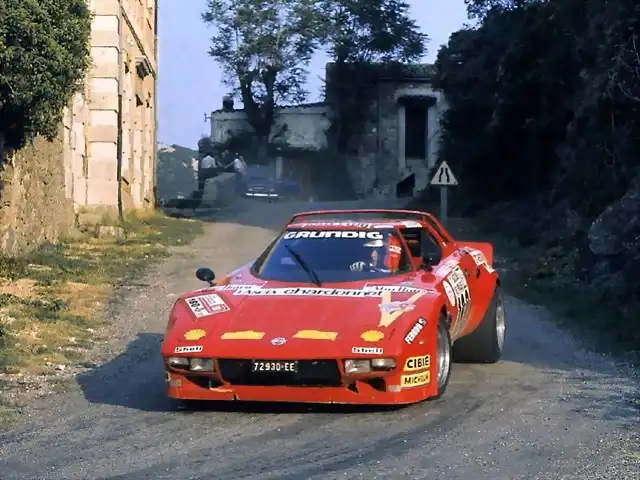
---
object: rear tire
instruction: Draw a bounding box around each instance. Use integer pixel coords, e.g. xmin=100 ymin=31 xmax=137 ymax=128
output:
xmin=430 ymin=314 xmax=452 ymax=400
xmin=453 ymin=285 xmax=505 ymax=363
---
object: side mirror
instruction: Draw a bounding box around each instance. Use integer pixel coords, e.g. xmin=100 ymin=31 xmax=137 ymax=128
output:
xmin=421 ymin=251 xmax=441 ymax=270
xmin=195 ymin=267 xmax=216 ymax=285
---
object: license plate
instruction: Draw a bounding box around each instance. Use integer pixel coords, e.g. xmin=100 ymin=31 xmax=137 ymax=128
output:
xmin=251 ymin=360 xmax=298 ymax=373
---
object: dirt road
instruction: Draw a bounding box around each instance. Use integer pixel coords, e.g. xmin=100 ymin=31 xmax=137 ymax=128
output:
xmin=0 ymin=199 xmax=638 ymax=480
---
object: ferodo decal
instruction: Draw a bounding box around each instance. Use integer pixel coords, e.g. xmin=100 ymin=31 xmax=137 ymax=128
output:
xmin=220 ymin=331 xmax=265 ymax=340
xmin=352 ymin=346 xmax=383 ymax=355
xmin=361 ymin=330 xmax=384 ymax=342
xmin=174 ymin=345 xmax=203 ymax=353
xmin=293 ymin=330 xmax=338 ymax=340
xmin=184 ymin=329 xmax=206 ymax=341
xmin=404 ymin=318 xmax=427 ymax=344
xmin=185 ymin=293 xmax=229 ymax=318
xmin=283 ymin=230 xmax=383 ymax=240
xmin=378 ymin=290 xmax=429 ymax=327
xmin=215 ymin=284 xmax=430 ymax=298
xmin=404 ymin=355 xmax=430 ymax=371
xmin=442 ymin=280 xmax=456 ymax=306
xmin=401 ymin=371 xmax=430 ymax=388
xmin=447 ymin=266 xmax=471 ymax=335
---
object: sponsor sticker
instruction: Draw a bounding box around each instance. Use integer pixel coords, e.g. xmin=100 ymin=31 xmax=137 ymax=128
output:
xmin=352 ymin=346 xmax=383 ymax=355
xmin=283 ymin=230 xmax=383 ymax=240
xmin=293 ymin=330 xmax=338 ymax=340
xmin=214 ymin=284 xmax=430 ymax=298
xmin=185 ymin=294 xmax=229 ymax=318
xmin=292 ymin=222 xmax=385 ymax=229
xmin=220 ymin=331 xmax=265 ymax=340
xmin=404 ymin=318 xmax=427 ymax=344
xmin=184 ymin=329 xmax=206 ymax=341
xmin=401 ymin=371 xmax=430 ymax=388
xmin=174 ymin=345 xmax=203 ymax=353
xmin=360 ymin=330 xmax=385 ymax=342
xmin=442 ymin=280 xmax=456 ymax=306
xmin=404 ymin=355 xmax=431 ymax=371
xmin=447 ymin=265 xmax=471 ymax=337
xmin=378 ymin=290 xmax=430 ymax=327
xmin=464 ymin=247 xmax=496 ymax=273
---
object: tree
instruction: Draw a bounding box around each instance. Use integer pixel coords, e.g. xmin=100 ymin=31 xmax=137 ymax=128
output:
xmin=321 ymin=0 xmax=428 ymax=63
xmin=0 ymin=0 xmax=91 ymax=152
xmin=202 ymin=0 xmax=323 ymax=157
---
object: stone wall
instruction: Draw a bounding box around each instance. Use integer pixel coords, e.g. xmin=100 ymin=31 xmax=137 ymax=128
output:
xmin=0 ymin=133 xmax=76 ymax=256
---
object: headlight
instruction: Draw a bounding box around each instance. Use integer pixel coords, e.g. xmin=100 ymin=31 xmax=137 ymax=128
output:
xmin=190 ymin=358 xmax=215 ymax=371
xmin=166 ymin=356 xmax=189 ymax=368
xmin=344 ymin=358 xmax=396 ymax=374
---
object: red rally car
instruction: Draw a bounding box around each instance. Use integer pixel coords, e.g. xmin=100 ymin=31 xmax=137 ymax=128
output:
xmin=161 ymin=209 xmax=506 ymax=406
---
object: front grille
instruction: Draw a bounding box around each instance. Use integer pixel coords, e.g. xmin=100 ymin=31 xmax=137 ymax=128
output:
xmin=217 ymin=359 xmax=342 ymax=387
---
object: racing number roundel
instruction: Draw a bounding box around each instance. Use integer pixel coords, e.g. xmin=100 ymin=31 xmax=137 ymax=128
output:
xmin=447 ymin=266 xmax=471 ymax=330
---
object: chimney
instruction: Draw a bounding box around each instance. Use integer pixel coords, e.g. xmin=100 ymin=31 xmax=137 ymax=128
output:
xmin=222 ymin=95 xmax=234 ymax=112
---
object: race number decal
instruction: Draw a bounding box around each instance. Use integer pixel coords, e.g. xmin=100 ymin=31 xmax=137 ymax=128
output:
xmin=185 ymin=294 xmax=230 ymax=318
xmin=447 ymin=266 xmax=471 ymax=335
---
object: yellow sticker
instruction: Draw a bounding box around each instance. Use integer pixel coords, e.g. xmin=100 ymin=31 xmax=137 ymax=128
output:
xmin=378 ymin=291 xmax=428 ymax=327
xmin=360 ymin=330 xmax=384 ymax=342
xmin=184 ymin=329 xmax=207 ymax=341
xmin=220 ymin=330 xmax=265 ymax=340
xmin=404 ymin=355 xmax=430 ymax=371
xmin=401 ymin=371 xmax=430 ymax=388
xmin=293 ymin=330 xmax=338 ymax=340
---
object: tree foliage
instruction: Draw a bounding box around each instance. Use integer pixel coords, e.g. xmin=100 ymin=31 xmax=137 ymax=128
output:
xmin=0 ymin=0 xmax=92 ymax=151
xmin=203 ymin=0 xmax=323 ymax=147
xmin=321 ymin=0 xmax=427 ymax=63
xmin=434 ymin=0 xmax=640 ymax=217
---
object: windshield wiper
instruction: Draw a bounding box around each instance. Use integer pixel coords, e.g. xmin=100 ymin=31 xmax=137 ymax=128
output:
xmin=285 ymin=245 xmax=322 ymax=286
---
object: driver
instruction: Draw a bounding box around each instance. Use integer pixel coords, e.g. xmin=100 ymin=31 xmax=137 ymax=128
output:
xmin=349 ymin=234 xmax=403 ymax=273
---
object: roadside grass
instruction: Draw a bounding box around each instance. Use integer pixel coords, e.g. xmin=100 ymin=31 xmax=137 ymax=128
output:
xmin=445 ymin=217 xmax=640 ymax=365
xmin=0 ymin=211 xmax=203 ymax=403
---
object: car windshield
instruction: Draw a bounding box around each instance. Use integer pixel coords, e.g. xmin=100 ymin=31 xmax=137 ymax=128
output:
xmin=255 ymin=228 xmax=413 ymax=283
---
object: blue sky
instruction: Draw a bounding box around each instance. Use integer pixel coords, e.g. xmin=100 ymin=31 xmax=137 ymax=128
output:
xmin=157 ymin=0 xmax=469 ymax=148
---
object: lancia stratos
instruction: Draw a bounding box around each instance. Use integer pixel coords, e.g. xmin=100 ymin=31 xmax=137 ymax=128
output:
xmin=161 ymin=209 xmax=506 ymax=406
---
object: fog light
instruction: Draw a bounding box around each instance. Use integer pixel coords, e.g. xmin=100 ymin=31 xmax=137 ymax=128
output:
xmin=190 ymin=358 xmax=214 ymax=371
xmin=344 ymin=359 xmax=371 ymax=374
xmin=371 ymin=358 xmax=396 ymax=370
xmin=166 ymin=357 xmax=189 ymax=368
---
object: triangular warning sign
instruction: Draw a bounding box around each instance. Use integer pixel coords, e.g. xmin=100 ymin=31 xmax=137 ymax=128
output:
xmin=430 ymin=161 xmax=458 ymax=186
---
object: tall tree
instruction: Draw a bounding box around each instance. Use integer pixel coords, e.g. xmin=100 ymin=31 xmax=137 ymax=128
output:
xmin=321 ymin=0 xmax=428 ymax=63
xmin=0 ymin=0 xmax=91 ymax=153
xmin=203 ymin=0 xmax=323 ymax=157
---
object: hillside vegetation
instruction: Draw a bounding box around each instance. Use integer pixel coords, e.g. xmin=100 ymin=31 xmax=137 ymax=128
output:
xmin=431 ymin=0 xmax=640 ymax=352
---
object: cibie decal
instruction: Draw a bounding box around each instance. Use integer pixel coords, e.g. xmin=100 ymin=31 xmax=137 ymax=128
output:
xmin=185 ymin=294 xmax=229 ymax=318
xmin=401 ymin=371 xmax=430 ymax=388
xmin=352 ymin=346 xmax=383 ymax=355
xmin=442 ymin=280 xmax=456 ymax=306
xmin=283 ymin=230 xmax=383 ymax=240
xmin=184 ymin=329 xmax=206 ymax=341
xmin=293 ymin=330 xmax=338 ymax=340
xmin=174 ymin=345 xmax=203 ymax=353
xmin=360 ymin=330 xmax=384 ymax=342
xmin=378 ymin=290 xmax=429 ymax=327
xmin=404 ymin=355 xmax=430 ymax=371
xmin=404 ymin=318 xmax=427 ymax=344
xmin=220 ymin=331 xmax=265 ymax=340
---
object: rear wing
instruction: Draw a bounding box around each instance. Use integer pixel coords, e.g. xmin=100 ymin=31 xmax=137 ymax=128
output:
xmin=286 ymin=209 xmax=454 ymax=245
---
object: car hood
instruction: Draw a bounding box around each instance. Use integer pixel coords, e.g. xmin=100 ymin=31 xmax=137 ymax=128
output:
xmin=163 ymin=276 xmax=443 ymax=358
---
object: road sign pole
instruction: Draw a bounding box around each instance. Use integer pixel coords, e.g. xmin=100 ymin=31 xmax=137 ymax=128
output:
xmin=440 ymin=186 xmax=447 ymax=227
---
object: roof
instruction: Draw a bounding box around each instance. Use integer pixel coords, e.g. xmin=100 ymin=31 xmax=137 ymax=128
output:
xmin=286 ymin=220 xmax=424 ymax=230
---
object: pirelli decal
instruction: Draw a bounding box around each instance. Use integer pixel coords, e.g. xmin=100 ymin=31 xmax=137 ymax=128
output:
xmin=403 ymin=355 xmax=430 ymax=371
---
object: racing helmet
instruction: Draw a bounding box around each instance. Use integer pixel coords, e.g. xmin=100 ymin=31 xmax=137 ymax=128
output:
xmin=383 ymin=234 xmax=403 ymax=272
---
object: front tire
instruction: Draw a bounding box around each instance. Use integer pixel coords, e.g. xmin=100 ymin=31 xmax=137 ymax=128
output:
xmin=453 ymin=285 xmax=505 ymax=363
xmin=430 ymin=314 xmax=452 ymax=400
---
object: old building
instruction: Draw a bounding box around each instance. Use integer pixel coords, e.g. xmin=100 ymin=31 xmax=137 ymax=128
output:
xmin=208 ymin=62 xmax=445 ymax=200
xmin=64 ymin=0 xmax=158 ymax=212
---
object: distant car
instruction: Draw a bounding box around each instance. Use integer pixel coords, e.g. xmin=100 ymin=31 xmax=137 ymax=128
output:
xmin=161 ymin=209 xmax=505 ymax=406
xmin=244 ymin=165 xmax=279 ymax=199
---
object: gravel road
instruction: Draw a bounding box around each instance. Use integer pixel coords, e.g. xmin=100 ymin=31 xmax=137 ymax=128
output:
xmin=0 ymin=199 xmax=638 ymax=480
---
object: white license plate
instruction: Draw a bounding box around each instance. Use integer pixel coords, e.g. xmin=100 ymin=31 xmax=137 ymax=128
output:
xmin=251 ymin=360 xmax=298 ymax=373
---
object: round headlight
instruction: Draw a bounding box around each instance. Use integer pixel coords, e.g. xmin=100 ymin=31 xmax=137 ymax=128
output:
xmin=190 ymin=358 xmax=214 ymax=371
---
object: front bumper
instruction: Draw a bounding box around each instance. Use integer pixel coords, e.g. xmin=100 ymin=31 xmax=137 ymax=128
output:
xmin=165 ymin=360 xmax=436 ymax=405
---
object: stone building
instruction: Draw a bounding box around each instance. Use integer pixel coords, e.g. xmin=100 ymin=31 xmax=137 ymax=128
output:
xmin=208 ymin=62 xmax=445 ymax=200
xmin=64 ymin=0 xmax=158 ymax=212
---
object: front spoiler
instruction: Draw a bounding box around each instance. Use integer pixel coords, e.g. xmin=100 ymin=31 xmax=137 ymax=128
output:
xmin=166 ymin=371 xmax=435 ymax=405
